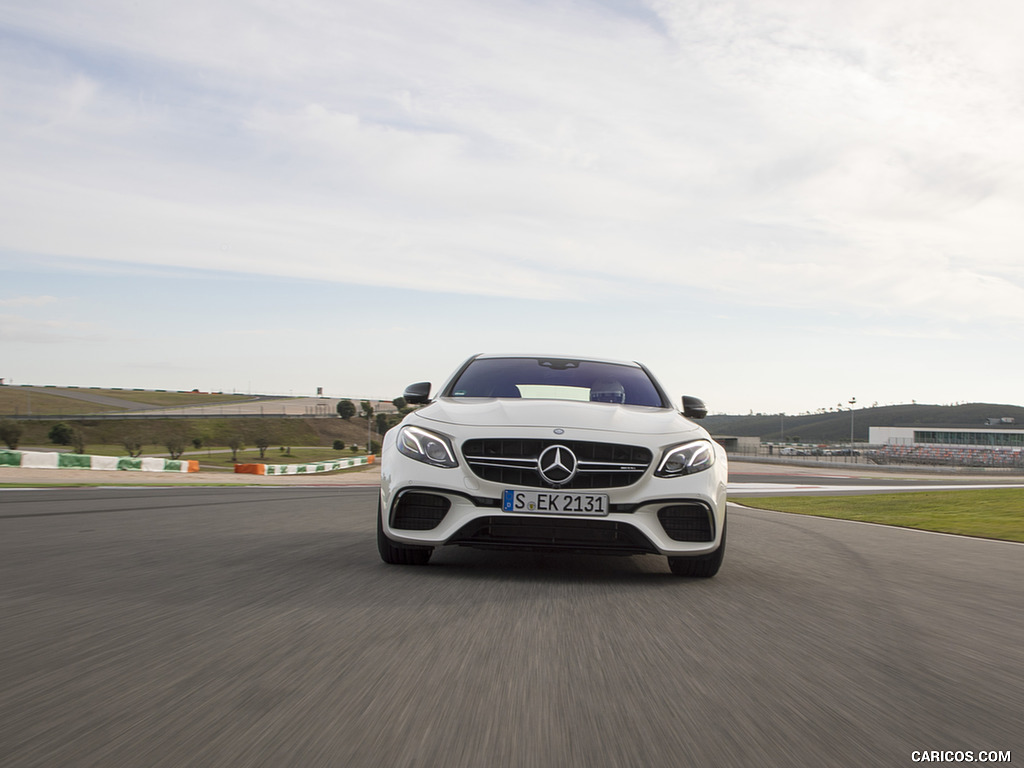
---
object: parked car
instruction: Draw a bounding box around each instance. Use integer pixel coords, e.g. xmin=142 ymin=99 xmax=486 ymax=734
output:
xmin=378 ymin=354 xmax=728 ymax=577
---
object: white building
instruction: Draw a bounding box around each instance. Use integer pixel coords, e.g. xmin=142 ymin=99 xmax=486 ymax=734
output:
xmin=869 ymin=426 xmax=1024 ymax=448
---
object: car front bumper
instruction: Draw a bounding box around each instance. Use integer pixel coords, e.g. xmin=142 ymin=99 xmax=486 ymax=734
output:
xmin=380 ymin=442 xmax=728 ymax=557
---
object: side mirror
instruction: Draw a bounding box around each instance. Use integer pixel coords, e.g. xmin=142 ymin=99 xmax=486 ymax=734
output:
xmin=682 ymin=395 xmax=707 ymax=420
xmin=403 ymin=382 xmax=432 ymax=404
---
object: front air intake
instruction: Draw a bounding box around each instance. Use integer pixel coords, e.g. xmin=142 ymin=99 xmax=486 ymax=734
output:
xmin=392 ymin=492 xmax=451 ymax=530
xmin=657 ymin=503 xmax=714 ymax=542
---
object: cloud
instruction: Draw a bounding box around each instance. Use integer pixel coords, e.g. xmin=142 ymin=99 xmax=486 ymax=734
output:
xmin=1 ymin=0 xmax=1023 ymax=326
xmin=0 ymin=313 xmax=106 ymax=343
xmin=0 ymin=295 xmax=59 ymax=307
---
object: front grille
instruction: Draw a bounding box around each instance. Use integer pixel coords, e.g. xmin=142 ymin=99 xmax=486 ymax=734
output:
xmin=657 ymin=503 xmax=714 ymax=542
xmin=448 ymin=516 xmax=658 ymax=555
xmin=392 ymin=492 xmax=451 ymax=530
xmin=462 ymin=439 xmax=652 ymax=489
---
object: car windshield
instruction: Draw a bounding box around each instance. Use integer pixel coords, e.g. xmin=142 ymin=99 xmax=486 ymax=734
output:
xmin=445 ymin=357 xmax=667 ymax=407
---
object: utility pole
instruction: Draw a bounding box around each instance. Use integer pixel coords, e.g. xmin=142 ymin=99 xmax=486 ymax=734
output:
xmin=849 ymin=397 xmax=857 ymax=456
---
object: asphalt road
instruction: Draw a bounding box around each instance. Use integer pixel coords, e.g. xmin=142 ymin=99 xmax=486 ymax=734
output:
xmin=1 ymin=486 xmax=1021 ymax=768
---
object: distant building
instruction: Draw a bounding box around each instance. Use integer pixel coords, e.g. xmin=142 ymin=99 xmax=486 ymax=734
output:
xmin=713 ymin=435 xmax=761 ymax=455
xmin=869 ymin=425 xmax=1024 ymax=469
xmin=870 ymin=426 xmax=1024 ymax=448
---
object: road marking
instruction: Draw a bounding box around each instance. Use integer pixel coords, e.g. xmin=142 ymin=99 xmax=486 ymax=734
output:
xmin=728 ymin=482 xmax=1024 ymax=494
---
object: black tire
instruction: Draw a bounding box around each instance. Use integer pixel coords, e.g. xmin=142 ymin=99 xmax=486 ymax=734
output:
xmin=667 ymin=517 xmax=725 ymax=578
xmin=377 ymin=500 xmax=433 ymax=566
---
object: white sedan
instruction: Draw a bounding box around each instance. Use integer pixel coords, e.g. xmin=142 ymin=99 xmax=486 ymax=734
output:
xmin=378 ymin=354 xmax=728 ymax=577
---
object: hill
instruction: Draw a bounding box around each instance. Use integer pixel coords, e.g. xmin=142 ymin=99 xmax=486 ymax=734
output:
xmin=703 ymin=403 xmax=1024 ymax=444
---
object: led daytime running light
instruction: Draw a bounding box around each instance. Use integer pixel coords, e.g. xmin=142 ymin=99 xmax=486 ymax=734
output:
xmin=655 ymin=439 xmax=715 ymax=477
xmin=397 ymin=426 xmax=458 ymax=468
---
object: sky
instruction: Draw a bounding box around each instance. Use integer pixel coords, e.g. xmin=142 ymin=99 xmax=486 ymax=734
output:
xmin=2 ymin=0 xmax=1023 ymax=415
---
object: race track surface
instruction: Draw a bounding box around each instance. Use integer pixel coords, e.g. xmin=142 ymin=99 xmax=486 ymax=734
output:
xmin=1 ymin=486 xmax=1020 ymax=767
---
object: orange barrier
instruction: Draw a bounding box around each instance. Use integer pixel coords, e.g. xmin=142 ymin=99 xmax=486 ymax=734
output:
xmin=186 ymin=460 xmax=200 ymax=473
xmin=234 ymin=463 xmax=267 ymax=475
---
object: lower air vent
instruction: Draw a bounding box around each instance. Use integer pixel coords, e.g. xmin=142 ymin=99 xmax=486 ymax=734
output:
xmin=448 ymin=516 xmax=658 ymax=555
xmin=392 ymin=492 xmax=451 ymax=530
xmin=657 ymin=503 xmax=714 ymax=542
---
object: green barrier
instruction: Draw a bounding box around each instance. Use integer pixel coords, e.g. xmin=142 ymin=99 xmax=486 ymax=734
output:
xmin=118 ymin=457 xmax=143 ymax=471
xmin=0 ymin=450 xmax=22 ymax=467
xmin=58 ymin=453 xmax=92 ymax=469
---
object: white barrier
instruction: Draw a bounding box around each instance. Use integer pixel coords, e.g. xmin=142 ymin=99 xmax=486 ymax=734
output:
xmin=0 ymin=450 xmax=199 ymax=473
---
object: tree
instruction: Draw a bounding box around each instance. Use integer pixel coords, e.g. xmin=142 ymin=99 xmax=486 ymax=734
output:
xmin=392 ymin=396 xmax=407 ymax=411
xmin=122 ymin=436 xmax=144 ymax=457
xmin=0 ymin=419 xmax=22 ymax=449
xmin=71 ymin=429 xmax=86 ymax=455
xmin=226 ymin=435 xmax=245 ymax=462
xmin=361 ymin=400 xmax=374 ymax=420
xmin=376 ymin=412 xmax=400 ymax=437
xmin=254 ymin=432 xmax=271 ymax=459
xmin=336 ymin=399 xmax=356 ymax=420
xmin=48 ymin=422 xmax=74 ymax=446
xmin=166 ymin=435 xmax=187 ymax=460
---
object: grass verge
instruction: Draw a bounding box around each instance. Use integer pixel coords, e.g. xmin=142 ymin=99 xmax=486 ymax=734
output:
xmin=738 ymin=488 xmax=1024 ymax=543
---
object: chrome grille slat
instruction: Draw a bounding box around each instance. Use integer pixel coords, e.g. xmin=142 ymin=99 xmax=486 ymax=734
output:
xmin=461 ymin=438 xmax=652 ymax=489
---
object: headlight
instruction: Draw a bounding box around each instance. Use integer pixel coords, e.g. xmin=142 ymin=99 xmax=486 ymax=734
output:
xmin=396 ymin=426 xmax=458 ymax=468
xmin=655 ymin=439 xmax=715 ymax=477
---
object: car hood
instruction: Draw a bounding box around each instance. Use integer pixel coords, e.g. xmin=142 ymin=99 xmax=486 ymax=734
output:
xmin=414 ymin=397 xmax=704 ymax=437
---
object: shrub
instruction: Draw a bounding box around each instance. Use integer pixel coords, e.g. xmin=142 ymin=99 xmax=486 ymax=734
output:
xmin=0 ymin=419 xmax=22 ymax=449
xmin=333 ymin=439 xmax=346 ymax=450
xmin=48 ymin=422 xmax=74 ymax=446
xmin=336 ymin=399 xmax=356 ymax=420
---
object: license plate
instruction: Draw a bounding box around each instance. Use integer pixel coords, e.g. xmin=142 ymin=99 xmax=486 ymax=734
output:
xmin=502 ymin=490 xmax=609 ymax=516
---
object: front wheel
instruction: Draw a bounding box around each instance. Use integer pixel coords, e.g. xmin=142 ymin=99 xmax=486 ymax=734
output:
xmin=667 ymin=517 xmax=725 ymax=578
xmin=377 ymin=500 xmax=433 ymax=566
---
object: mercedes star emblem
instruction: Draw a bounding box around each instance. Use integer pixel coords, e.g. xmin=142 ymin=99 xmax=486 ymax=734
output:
xmin=537 ymin=444 xmax=578 ymax=486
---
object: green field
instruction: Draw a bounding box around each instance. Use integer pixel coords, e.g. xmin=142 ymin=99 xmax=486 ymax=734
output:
xmin=0 ymin=389 xmax=123 ymax=415
xmin=83 ymin=390 xmax=256 ymax=406
xmin=0 ymin=387 xmax=259 ymax=416
xmin=739 ymin=488 xmax=1024 ymax=542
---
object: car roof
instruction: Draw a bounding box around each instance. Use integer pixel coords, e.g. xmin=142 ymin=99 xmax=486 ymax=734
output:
xmin=470 ymin=353 xmax=644 ymax=368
